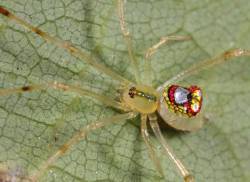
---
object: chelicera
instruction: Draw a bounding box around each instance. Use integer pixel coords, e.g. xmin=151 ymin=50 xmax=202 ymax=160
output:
xmin=0 ymin=1 xmax=250 ymax=182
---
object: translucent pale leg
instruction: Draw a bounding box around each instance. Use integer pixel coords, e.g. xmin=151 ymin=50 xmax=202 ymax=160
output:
xmin=159 ymin=48 xmax=250 ymax=90
xmin=148 ymin=114 xmax=194 ymax=182
xmin=0 ymin=82 xmax=127 ymax=110
xmin=145 ymin=35 xmax=192 ymax=59
xmin=29 ymin=112 xmax=137 ymax=182
xmin=140 ymin=114 xmax=164 ymax=176
xmin=144 ymin=35 xmax=191 ymax=86
xmin=0 ymin=6 xmax=131 ymax=85
xmin=117 ymin=0 xmax=141 ymax=84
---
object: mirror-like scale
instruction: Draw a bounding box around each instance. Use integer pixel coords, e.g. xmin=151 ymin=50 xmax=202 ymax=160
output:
xmin=163 ymin=85 xmax=202 ymax=117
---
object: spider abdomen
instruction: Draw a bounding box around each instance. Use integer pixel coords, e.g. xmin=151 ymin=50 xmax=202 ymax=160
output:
xmin=158 ymin=84 xmax=204 ymax=131
xmin=165 ymin=85 xmax=202 ymax=117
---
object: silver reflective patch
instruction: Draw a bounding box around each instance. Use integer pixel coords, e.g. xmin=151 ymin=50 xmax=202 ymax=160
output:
xmin=174 ymin=87 xmax=190 ymax=104
xmin=191 ymin=103 xmax=200 ymax=112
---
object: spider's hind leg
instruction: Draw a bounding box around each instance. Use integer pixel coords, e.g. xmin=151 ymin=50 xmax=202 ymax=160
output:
xmin=145 ymin=35 xmax=192 ymax=59
xmin=148 ymin=114 xmax=194 ymax=182
xmin=141 ymin=114 xmax=164 ymax=176
xmin=160 ymin=48 xmax=250 ymax=88
xmin=144 ymin=35 xmax=191 ymax=86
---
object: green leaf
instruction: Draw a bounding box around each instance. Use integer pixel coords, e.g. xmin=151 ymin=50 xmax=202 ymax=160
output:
xmin=0 ymin=0 xmax=250 ymax=182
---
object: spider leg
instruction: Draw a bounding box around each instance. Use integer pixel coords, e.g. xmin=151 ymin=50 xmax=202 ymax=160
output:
xmin=159 ymin=48 xmax=250 ymax=90
xmin=148 ymin=114 xmax=194 ymax=182
xmin=117 ymin=0 xmax=141 ymax=84
xmin=145 ymin=36 xmax=192 ymax=59
xmin=144 ymin=35 xmax=191 ymax=86
xmin=0 ymin=6 xmax=132 ymax=85
xmin=29 ymin=112 xmax=138 ymax=182
xmin=141 ymin=114 xmax=164 ymax=176
xmin=0 ymin=82 xmax=127 ymax=111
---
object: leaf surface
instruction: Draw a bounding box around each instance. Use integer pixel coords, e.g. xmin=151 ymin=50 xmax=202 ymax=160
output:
xmin=0 ymin=0 xmax=250 ymax=182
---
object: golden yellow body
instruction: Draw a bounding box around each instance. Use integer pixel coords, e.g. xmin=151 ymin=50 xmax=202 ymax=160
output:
xmin=122 ymin=85 xmax=159 ymax=114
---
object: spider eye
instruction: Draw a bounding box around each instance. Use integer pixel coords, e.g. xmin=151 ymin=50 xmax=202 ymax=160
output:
xmin=164 ymin=85 xmax=202 ymax=117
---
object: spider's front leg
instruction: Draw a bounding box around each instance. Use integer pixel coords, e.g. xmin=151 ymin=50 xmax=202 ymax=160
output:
xmin=117 ymin=0 xmax=141 ymax=83
xmin=148 ymin=114 xmax=194 ymax=182
xmin=0 ymin=82 xmax=127 ymax=111
xmin=0 ymin=6 xmax=131 ymax=85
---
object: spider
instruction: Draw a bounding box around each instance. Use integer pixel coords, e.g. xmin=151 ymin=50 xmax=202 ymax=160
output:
xmin=0 ymin=0 xmax=250 ymax=182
